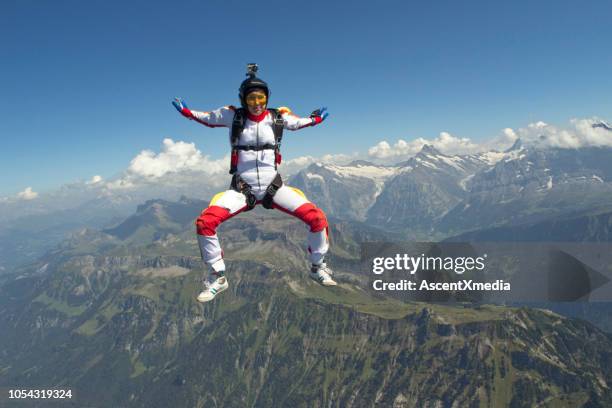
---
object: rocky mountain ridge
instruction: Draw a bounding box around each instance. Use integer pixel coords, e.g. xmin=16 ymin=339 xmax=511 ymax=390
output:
xmin=290 ymin=142 xmax=612 ymax=236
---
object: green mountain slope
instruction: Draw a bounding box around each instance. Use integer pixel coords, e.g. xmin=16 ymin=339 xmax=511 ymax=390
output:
xmin=1 ymin=200 xmax=611 ymax=407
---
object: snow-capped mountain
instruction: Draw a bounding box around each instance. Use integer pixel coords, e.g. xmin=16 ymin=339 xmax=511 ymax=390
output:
xmin=291 ymin=142 xmax=612 ymax=237
xmin=366 ymin=145 xmax=492 ymax=231
xmin=439 ymin=143 xmax=612 ymax=233
xmin=289 ymin=161 xmax=398 ymax=221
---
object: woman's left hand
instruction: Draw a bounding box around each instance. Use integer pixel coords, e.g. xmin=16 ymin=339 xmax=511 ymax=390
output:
xmin=310 ymin=107 xmax=329 ymax=125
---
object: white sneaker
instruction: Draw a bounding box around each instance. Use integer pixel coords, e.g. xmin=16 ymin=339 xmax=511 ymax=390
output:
xmin=197 ymin=275 xmax=229 ymax=303
xmin=310 ymin=263 xmax=337 ymax=286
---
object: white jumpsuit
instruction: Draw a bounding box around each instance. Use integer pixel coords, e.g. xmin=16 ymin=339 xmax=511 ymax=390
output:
xmin=190 ymin=106 xmax=330 ymax=272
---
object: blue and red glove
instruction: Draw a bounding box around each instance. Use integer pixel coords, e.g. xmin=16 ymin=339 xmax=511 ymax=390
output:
xmin=310 ymin=107 xmax=329 ymax=125
xmin=172 ymin=97 xmax=193 ymax=119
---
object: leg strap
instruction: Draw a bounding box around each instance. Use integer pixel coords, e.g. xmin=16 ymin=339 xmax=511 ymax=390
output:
xmin=230 ymin=174 xmax=257 ymax=210
xmin=262 ymin=173 xmax=283 ymax=209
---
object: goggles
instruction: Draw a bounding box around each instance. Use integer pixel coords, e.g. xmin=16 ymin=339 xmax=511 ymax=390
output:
xmin=245 ymin=92 xmax=267 ymax=107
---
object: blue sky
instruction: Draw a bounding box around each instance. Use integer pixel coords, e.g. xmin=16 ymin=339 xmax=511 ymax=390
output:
xmin=1 ymin=0 xmax=612 ymax=196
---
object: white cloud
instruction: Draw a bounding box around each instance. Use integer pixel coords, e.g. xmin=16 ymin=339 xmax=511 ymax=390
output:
xmin=96 ymin=138 xmax=230 ymax=194
xmin=17 ymin=187 xmax=38 ymax=200
xmin=478 ymin=127 xmax=519 ymax=152
xmin=368 ymin=132 xmax=483 ymax=160
xmin=502 ymin=128 xmax=517 ymax=140
xmin=367 ymin=117 xmax=612 ymax=163
xmin=514 ymin=118 xmax=612 ymax=149
xmin=281 ymin=152 xmax=358 ymax=175
xmin=285 ymin=156 xmax=315 ymax=168
xmin=103 ymin=178 xmax=135 ymax=191
xmin=435 ymin=132 xmax=481 ymax=154
xmin=87 ymin=175 xmax=103 ymax=185
xmin=127 ymin=138 xmax=227 ymax=179
xmin=320 ymin=152 xmax=358 ymax=163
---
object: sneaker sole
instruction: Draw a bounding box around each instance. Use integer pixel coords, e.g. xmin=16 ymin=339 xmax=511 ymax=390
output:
xmin=196 ymin=294 xmax=215 ymax=303
xmin=310 ymin=275 xmax=337 ymax=286
xmin=196 ymin=285 xmax=228 ymax=303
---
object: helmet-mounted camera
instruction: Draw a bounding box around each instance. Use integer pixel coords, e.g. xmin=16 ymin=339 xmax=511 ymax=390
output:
xmin=246 ymin=63 xmax=259 ymax=78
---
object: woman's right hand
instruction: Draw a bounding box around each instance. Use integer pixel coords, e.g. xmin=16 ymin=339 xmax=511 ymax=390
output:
xmin=172 ymin=97 xmax=193 ymax=118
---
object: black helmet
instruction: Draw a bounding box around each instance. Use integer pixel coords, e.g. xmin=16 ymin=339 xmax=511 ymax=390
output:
xmin=238 ymin=63 xmax=269 ymax=109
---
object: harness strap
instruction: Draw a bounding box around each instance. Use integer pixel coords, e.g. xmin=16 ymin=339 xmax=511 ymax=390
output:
xmin=269 ymin=108 xmax=284 ymax=168
xmin=235 ymin=143 xmax=276 ymax=151
xmin=269 ymin=108 xmax=284 ymax=147
xmin=229 ymin=108 xmax=285 ymax=174
xmin=229 ymin=109 xmax=246 ymax=174
xmin=230 ymin=174 xmax=256 ymax=211
xmin=262 ymin=173 xmax=283 ymax=209
xmin=230 ymin=108 xmax=245 ymax=147
xmin=230 ymin=173 xmax=284 ymax=211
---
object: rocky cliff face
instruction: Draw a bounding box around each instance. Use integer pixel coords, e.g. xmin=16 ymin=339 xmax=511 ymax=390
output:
xmin=366 ymin=145 xmax=486 ymax=232
xmin=290 ymin=161 xmax=398 ymax=222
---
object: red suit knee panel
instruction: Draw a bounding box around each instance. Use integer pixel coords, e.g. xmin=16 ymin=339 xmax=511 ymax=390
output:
xmin=195 ymin=206 xmax=231 ymax=236
xmin=293 ymin=203 xmax=328 ymax=232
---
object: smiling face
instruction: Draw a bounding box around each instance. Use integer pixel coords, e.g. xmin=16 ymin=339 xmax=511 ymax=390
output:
xmin=245 ymin=89 xmax=267 ymax=116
